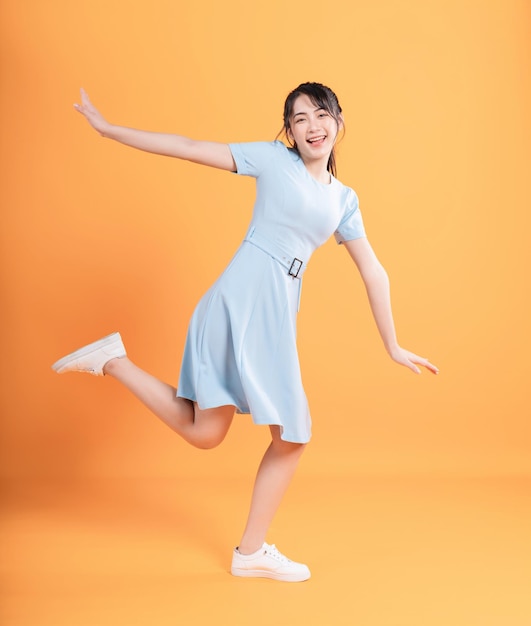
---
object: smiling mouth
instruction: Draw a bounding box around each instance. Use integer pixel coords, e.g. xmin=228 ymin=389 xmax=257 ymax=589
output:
xmin=307 ymin=135 xmax=326 ymax=145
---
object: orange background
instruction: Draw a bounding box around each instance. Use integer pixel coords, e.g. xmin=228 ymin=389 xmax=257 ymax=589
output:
xmin=1 ymin=1 xmax=531 ymax=625
xmin=1 ymin=0 xmax=530 ymax=478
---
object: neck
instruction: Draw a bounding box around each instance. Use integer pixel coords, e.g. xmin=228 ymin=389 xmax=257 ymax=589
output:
xmin=302 ymin=156 xmax=331 ymax=184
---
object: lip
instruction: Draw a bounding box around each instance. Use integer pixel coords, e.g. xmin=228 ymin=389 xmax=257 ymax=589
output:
xmin=307 ymin=135 xmax=327 ymax=145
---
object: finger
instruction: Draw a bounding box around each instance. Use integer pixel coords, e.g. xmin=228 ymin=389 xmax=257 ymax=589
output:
xmin=402 ymin=358 xmax=421 ymax=374
xmin=425 ymin=360 xmax=439 ymax=375
xmin=73 ymin=88 xmax=88 ymax=113
xmin=80 ymin=88 xmax=91 ymax=108
xmin=414 ymin=355 xmax=439 ymax=375
xmin=410 ymin=353 xmax=435 ymax=371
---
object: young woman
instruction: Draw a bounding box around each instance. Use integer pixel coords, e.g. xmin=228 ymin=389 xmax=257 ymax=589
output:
xmin=53 ymin=82 xmax=438 ymax=582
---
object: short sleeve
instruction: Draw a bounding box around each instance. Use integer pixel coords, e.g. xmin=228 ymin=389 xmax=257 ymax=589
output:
xmin=334 ymin=189 xmax=366 ymax=244
xmin=229 ymin=141 xmax=284 ymax=178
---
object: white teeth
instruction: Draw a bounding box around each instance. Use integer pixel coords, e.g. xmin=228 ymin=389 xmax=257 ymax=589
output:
xmin=308 ymin=136 xmax=326 ymax=143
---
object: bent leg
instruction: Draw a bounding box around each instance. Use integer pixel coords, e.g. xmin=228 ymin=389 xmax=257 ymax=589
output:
xmin=237 ymin=425 xmax=306 ymax=554
xmin=104 ymin=356 xmax=234 ymax=449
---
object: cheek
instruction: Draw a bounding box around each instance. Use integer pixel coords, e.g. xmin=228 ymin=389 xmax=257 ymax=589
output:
xmin=327 ymin=121 xmax=339 ymax=139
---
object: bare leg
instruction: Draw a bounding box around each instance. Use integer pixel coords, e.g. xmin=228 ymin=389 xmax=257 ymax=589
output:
xmin=103 ymin=357 xmax=234 ymax=449
xmin=237 ymin=425 xmax=306 ymax=554
xmin=103 ymin=358 xmax=303 ymax=552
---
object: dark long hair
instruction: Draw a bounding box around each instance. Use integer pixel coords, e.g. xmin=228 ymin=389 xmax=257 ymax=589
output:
xmin=280 ymin=82 xmax=343 ymax=177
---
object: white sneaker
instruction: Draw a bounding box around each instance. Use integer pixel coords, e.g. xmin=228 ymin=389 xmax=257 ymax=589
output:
xmin=51 ymin=332 xmax=126 ymax=376
xmin=231 ymin=543 xmax=311 ymax=582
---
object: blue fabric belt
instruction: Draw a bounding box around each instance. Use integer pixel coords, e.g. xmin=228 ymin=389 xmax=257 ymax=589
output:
xmin=243 ymin=227 xmax=307 ymax=279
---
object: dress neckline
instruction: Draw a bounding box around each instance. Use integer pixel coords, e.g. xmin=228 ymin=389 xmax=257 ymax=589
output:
xmin=287 ymin=145 xmax=336 ymax=187
xmin=300 ymin=158 xmax=336 ymax=187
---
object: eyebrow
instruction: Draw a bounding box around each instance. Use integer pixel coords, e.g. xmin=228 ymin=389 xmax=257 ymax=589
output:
xmin=293 ymin=107 xmax=325 ymax=118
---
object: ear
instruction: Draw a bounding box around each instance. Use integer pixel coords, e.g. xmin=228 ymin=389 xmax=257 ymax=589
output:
xmin=286 ymin=125 xmax=294 ymax=142
xmin=337 ymin=114 xmax=344 ymax=131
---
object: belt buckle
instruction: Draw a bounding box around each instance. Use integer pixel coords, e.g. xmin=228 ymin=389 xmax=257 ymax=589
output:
xmin=288 ymin=257 xmax=303 ymax=278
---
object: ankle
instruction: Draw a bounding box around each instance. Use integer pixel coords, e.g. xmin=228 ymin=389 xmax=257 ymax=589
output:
xmin=102 ymin=355 xmax=127 ymax=376
xmin=237 ymin=541 xmax=264 ymax=556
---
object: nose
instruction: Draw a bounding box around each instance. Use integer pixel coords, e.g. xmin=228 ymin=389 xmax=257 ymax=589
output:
xmin=308 ymin=114 xmax=321 ymax=131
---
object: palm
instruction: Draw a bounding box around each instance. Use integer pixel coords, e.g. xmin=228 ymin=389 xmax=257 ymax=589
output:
xmin=391 ymin=347 xmax=439 ymax=375
xmin=74 ymin=88 xmax=108 ymax=134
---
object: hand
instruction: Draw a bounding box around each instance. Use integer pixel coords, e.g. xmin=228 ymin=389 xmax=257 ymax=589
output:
xmin=73 ymin=88 xmax=111 ymax=135
xmin=389 ymin=346 xmax=439 ymax=375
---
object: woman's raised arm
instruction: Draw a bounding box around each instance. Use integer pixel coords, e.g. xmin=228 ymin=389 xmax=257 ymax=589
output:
xmin=74 ymin=89 xmax=236 ymax=172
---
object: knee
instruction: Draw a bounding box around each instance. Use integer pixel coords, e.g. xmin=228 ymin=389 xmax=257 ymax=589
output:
xmin=293 ymin=441 xmax=307 ymax=457
xmin=269 ymin=425 xmax=308 ymax=455
xmin=189 ymin=405 xmax=233 ymax=449
xmin=272 ymin=439 xmax=307 ymax=458
xmin=191 ymin=430 xmax=228 ymax=450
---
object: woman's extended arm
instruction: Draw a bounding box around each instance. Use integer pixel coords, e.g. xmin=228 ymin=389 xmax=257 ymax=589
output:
xmin=343 ymin=237 xmax=439 ymax=375
xmin=73 ymin=89 xmax=236 ymax=171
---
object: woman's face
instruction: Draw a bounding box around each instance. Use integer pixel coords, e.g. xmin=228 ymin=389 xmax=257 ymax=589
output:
xmin=287 ymin=94 xmax=341 ymax=164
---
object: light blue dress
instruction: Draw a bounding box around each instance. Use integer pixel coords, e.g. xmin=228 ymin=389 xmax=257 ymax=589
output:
xmin=177 ymin=141 xmax=366 ymax=443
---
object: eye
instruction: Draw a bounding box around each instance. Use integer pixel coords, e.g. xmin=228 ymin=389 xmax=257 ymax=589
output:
xmin=318 ymin=112 xmax=329 ymax=118
xmin=295 ymin=118 xmax=306 ymax=124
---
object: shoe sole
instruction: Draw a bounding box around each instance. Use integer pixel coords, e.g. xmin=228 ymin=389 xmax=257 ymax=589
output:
xmin=231 ymin=567 xmax=311 ymax=582
xmin=51 ymin=332 xmax=122 ymax=373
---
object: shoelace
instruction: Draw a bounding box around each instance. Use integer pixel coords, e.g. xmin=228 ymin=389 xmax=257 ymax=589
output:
xmin=264 ymin=544 xmax=291 ymax=563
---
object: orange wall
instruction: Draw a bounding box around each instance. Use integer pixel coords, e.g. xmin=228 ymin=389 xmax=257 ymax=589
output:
xmin=1 ymin=0 xmax=530 ymax=478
